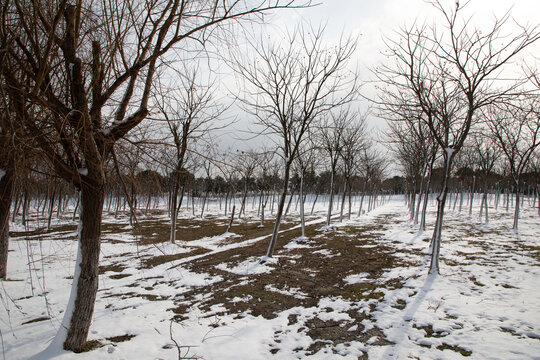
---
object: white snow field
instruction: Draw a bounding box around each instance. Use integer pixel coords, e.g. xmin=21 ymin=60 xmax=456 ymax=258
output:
xmin=1 ymin=195 xmax=539 ymax=359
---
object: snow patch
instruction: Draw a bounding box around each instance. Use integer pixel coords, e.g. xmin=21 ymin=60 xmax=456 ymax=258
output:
xmin=344 ymin=273 xmax=371 ymax=284
xmin=215 ymin=256 xmax=278 ymax=275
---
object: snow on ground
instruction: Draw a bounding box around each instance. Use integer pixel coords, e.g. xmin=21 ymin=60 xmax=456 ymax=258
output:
xmin=1 ymin=195 xmax=539 ymax=359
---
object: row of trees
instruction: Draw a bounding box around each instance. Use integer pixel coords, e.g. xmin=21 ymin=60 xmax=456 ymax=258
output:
xmin=1 ymin=0 xmax=539 ymax=354
xmin=377 ymin=1 xmax=540 ymax=274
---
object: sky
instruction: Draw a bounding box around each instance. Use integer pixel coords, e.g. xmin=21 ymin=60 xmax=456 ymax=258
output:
xmin=211 ymin=0 xmax=540 ymax=157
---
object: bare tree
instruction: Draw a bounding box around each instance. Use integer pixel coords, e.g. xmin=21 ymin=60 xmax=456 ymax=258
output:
xmin=338 ymin=110 xmax=368 ymax=222
xmin=384 ymin=110 xmax=438 ymax=229
xmin=1 ymin=0 xmax=309 ymax=352
xmin=468 ymin=131 xmax=500 ymax=224
xmin=376 ymin=0 xmax=539 ymax=274
xmin=153 ymin=66 xmax=222 ymax=243
xmin=318 ymin=109 xmax=347 ymax=227
xmin=233 ymin=24 xmax=359 ymax=257
xmin=486 ymin=98 xmax=540 ymax=230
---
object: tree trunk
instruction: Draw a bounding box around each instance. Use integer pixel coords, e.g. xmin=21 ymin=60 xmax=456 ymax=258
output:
xmin=339 ymin=180 xmax=347 ymax=223
xmin=420 ymin=170 xmax=432 ymax=232
xmin=429 ymin=152 xmax=454 ymax=275
xmin=310 ymin=192 xmax=319 ymax=215
xmin=326 ymin=169 xmax=335 ymax=227
xmin=226 ymin=204 xmax=236 ymax=233
xmin=200 ymin=191 xmax=208 ymax=218
xmin=170 ymin=177 xmax=179 ymax=244
xmin=21 ymin=187 xmax=29 ymax=225
xmin=299 ymin=173 xmax=305 ymax=238
xmin=259 ymin=191 xmax=266 ymax=227
xmin=266 ymin=163 xmax=291 ymax=258
xmin=482 ymin=179 xmax=489 ymax=224
xmin=513 ymin=181 xmax=520 ymax=231
xmin=410 ymin=179 xmax=417 ymax=221
xmin=239 ymin=180 xmax=248 ymax=219
xmin=537 ymin=184 xmax=540 ymax=216
xmin=62 ymin=183 xmax=104 ymax=352
xmin=72 ymin=196 xmax=80 ymax=221
xmin=468 ymin=175 xmax=475 ymax=218
xmin=347 ymin=184 xmax=352 ymax=220
xmin=284 ymin=187 xmax=296 ymax=218
xmin=415 ymin=168 xmax=426 ymax=225
xmin=47 ymin=187 xmax=57 ymax=231
xmin=0 ymin=167 xmax=14 ymax=280
xmin=459 ymin=183 xmax=464 ymax=213
xmin=224 ymin=190 xmax=229 ymax=216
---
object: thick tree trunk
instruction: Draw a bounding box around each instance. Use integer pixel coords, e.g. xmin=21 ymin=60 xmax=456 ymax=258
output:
xmin=0 ymin=167 xmax=14 ymax=280
xmin=62 ymin=184 xmax=104 ymax=352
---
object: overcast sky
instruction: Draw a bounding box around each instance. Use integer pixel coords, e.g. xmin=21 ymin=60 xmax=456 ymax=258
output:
xmin=216 ymin=0 xmax=540 ymax=153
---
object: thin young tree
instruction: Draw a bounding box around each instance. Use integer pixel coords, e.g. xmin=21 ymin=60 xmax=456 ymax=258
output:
xmin=318 ymin=110 xmax=347 ymax=227
xmin=233 ymin=24 xmax=359 ymax=258
xmin=338 ymin=110 xmax=368 ymax=222
xmin=153 ymin=66 xmax=223 ymax=243
xmin=468 ymin=131 xmax=500 ymax=224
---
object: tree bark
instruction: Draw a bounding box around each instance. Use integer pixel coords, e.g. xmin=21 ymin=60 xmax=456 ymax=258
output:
xmin=0 ymin=167 xmax=14 ymax=280
xmin=513 ymin=181 xmax=520 ymax=231
xmin=63 ymin=184 xmax=104 ymax=352
xmin=429 ymin=152 xmax=454 ymax=274
xmin=326 ymin=169 xmax=335 ymax=227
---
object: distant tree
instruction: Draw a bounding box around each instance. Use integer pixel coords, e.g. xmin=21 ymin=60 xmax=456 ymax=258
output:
xmin=486 ymin=98 xmax=540 ymax=230
xmin=338 ymin=110 xmax=368 ymax=222
xmin=468 ymin=131 xmax=500 ymax=224
xmin=153 ymin=66 xmax=223 ymax=243
xmin=318 ymin=109 xmax=347 ymax=227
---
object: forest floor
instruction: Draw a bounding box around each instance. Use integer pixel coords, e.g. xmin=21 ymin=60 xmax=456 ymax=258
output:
xmin=1 ymin=196 xmax=539 ymax=359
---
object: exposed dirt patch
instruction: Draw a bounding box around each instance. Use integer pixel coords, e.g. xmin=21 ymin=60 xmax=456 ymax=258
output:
xmin=168 ymin=219 xmax=403 ymax=350
xmin=139 ymin=246 xmax=210 ymax=269
xmin=106 ymin=334 xmax=136 ymax=343
xmin=436 ymin=342 xmax=472 ymax=356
